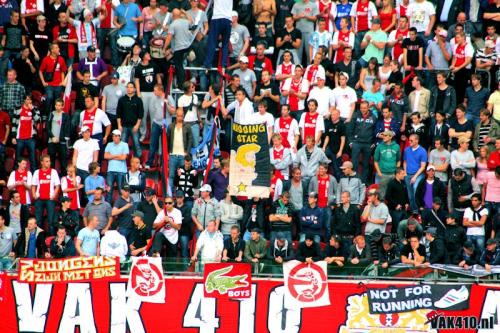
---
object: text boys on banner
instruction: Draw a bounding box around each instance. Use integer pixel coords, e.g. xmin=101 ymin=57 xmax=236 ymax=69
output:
xmin=203 ymin=263 xmax=252 ymax=299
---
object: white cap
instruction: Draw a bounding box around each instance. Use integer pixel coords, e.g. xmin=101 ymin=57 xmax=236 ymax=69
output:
xmin=112 ymin=129 xmax=121 ymax=136
xmin=231 ymin=11 xmax=238 ymax=17
xmin=239 ymin=55 xmax=249 ymax=63
xmin=426 ymin=165 xmax=436 ymax=171
xmin=199 ymin=184 xmax=212 ymax=192
xmin=80 ymin=126 xmax=90 ymax=134
xmin=485 ymin=40 xmax=495 ymax=49
xmin=316 ymin=72 xmax=326 ymax=80
xmin=438 ymin=30 xmax=448 ymax=38
xmin=339 ymin=71 xmax=349 ymax=81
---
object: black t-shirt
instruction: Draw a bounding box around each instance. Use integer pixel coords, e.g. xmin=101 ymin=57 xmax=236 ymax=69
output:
xmin=334 ymin=60 xmax=359 ymax=89
xmin=177 ymin=204 xmax=193 ymax=237
xmin=137 ymin=199 xmax=163 ymax=234
xmin=134 ymin=62 xmax=160 ymax=93
xmin=253 ymin=35 xmax=274 ymax=49
xmin=113 ymin=196 xmax=134 ymax=230
xmin=223 ymin=238 xmax=246 ymax=260
xmin=4 ymin=22 xmax=26 ymax=51
xmin=12 ymin=58 xmax=32 ymax=88
xmin=74 ymin=82 xmax=99 ymax=110
xmin=449 ymin=118 xmax=474 ymax=149
xmin=324 ymin=119 xmax=346 ymax=153
xmin=402 ymin=37 xmax=424 ymax=67
xmin=256 ymin=81 xmax=280 ymax=118
xmin=435 ymin=88 xmax=446 ymax=114
xmin=485 ymin=4 xmax=500 ymax=34
xmin=401 ymin=243 xmax=426 ymax=261
xmin=131 ymin=224 xmax=149 ymax=249
xmin=30 ymin=28 xmax=52 ymax=60
xmin=277 ymin=28 xmax=302 ymax=51
xmin=321 ymin=59 xmax=336 ymax=88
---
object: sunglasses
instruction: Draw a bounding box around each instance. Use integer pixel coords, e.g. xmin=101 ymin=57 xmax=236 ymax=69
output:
xmin=165 ymin=201 xmax=173 ymax=205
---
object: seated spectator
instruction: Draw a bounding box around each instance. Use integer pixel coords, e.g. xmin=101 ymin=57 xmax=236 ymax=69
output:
xmin=0 ymin=214 xmax=17 ymax=269
xmin=348 ymin=235 xmax=372 ymax=266
xmin=48 ymin=226 xmax=76 ymax=259
xmin=324 ymin=235 xmax=345 ymax=266
xmin=397 ymin=217 xmax=423 ymax=247
xmin=268 ymin=232 xmax=294 ymax=264
xmin=450 ymin=137 xmax=476 ymax=175
xmin=400 ymin=235 xmax=426 ymax=266
xmin=220 ymin=191 xmax=244 ymax=241
xmin=76 ymin=215 xmax=101 ymax=257
xmin=191 ymin=220 xmax=224 ymax=262
xmin=222 ymin=225 xmax=245 ymax=262
xmin=444 ymin=212 xmax=467 ymax=261
xmin=376 ymin=236 xmax=401 ymax=268
xmin=100 ymin=224 xmax=128 ymax=261
xmin=415 ymin=166 xmax=447 ymax=212
xmin=244 ymin=228 xmax=268 ymax=263
xmin=452 ymin=241 xmax=480 ymax=268
xmin=268 ymin=191 xmax=294 ymax=244
xmin=480 ymin=239 xmax=500 ymax=272
xmin=129 ymin=211 xmax=150 ymax=257
xmin=56 ymin=197 xmax=80 ymax=238
xmin=423 ymin=227 xmax=448 ymax=265
xmin=296 ymin=234 xmax=323 ymax=264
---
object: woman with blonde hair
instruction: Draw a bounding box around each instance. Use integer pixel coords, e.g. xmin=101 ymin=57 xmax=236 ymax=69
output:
xmin=476 ymin=146 xmax=491 ymax=191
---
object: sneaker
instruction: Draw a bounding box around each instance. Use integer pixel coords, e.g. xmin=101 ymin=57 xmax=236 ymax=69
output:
xmin=434 ymin=286 xmax=469 ymax=309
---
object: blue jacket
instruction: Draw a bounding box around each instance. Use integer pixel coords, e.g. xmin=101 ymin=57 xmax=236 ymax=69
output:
xmin=299 ymin=205 xmax=324 ymax=235
xmin=375 ymin=118 xmax=401 ymax=142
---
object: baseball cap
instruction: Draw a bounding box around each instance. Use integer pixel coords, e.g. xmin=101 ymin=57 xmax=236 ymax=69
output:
xmin=60 ymin=196 xmax=71 ymax=203
xmin=231 ymin=10 xmax=238 ymax=17
xmin=446 ymin=212 xmax=457 ymax=220
xmin=433 ymin=197 xmax=443 ymax=205
xmin=112 ymin=129 xmax=121 ymax=136
xmin=87 ymin=46 xmax=96 ymax=52
xmin=239 ymin=55 xmax=249 ymax=63
xmin=275 ymin=232 xmax=286 ymax=241
xmin=485 ymin=40 xmax=495 ymax=49
xmin=175 ymin=190 xmax=185 ymax=198
xmin=199 ymin=184 xmax=212 ymax=192
xmin=80 ymin=126 xmax=90 ymax=134
xmin=308 ymin=191 xmax=318 ymax=199
xmin=426 ymin=165 xmax=436 ymax=171
xmin=425 ymin=227 xmax=437 ymax=236
xmin=486 ymin=238 xmax=497 ymax=246
xmin=110 ymin=71 xmax=120 ymax=79
xmin=340 ymin=161 xmax=353 ymax=169
xmin=372 ymin=18 xmax=381 ymax=25
xmin=122 ymin=184 xmax=130 ymax=191
xmin=131 ymin=211 xmax=144 ymax=219
xmin=438 ymin=30 xmax=448 ymax=38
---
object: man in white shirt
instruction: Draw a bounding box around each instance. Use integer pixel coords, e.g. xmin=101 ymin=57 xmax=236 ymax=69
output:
xmin=463 ymin=193 xmax=488 ymax=252
xmin=222 ymin=87 xmax=255 ymax=125
xmin=406 ymin=0 xmax=436 ymax=44
xmin=307 ymin=72 xmax=332 ymax=118
xmin=191 ymin=220 xmax=224 ymax=264
xmin=330 ymin=72 xmax=357 ymax=121
xmin=72 ymin=126 xmax=100 ymax=182
xmin=151 ymin=196 xmax=182 ymax=257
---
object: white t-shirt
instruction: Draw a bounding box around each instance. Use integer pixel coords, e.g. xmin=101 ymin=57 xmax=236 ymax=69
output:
xmin=331 ymin=86 xmax=358 ymax=119
xmin=212 ymin=0 xmax=233 ymax=20
xmin=227 ymin=98 xmax=255 ymax=125
xmin=308 ymin=86 xmax=333 ymax=118
xmin=178 ymin=94 xmax=199 ymax=123
xmin=73 ymin=138 xmax=100 ymax=172
xmin=407 ymin=1 xmax=436 ymax=33
xmin=463 ymin=206 xmax=488 ymax=236
xmin=252 ymin=112 xmax=275 ymax=130
xmin=154 ymin=208 xmax=182 ymax=244
xmin=195 ymin=230 xmax=224 ymax=263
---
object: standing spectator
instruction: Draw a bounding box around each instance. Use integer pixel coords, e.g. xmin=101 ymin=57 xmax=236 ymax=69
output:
xmin=101 ymin=72 xmax=125 ymax=130
xmin=269 ymin=191 xmax=294 ymax=244
xmin=116 ymin=82 xmax=143 ymax=157
xmin=3 ymin=10 xmax=26 ymax=59
xmin=254 ymin=70 xmax=280 ymax=118
xmin=448 ymin=168 xmax=481 ymax=220
xmin=465 ymin=75 xmax=491 ymax=128
xmin=60 ymin=165 xmax=83 ymax=217
xmin=3 ymin=190 xmax=29 ymax=236
xmin=428 ymin=137 xmax=451 ymax=183
xmin=406 ymin=0 xmax=435 ymax=44
xmin=219 ymin=191 xmax=243 ymax=240
xmin=73 ymin=126 xmax=99 ymax=182
xmin=243 ymin=228 xmax=268 ymax=263
xmin=129 ymin=211 xmax=150 ymax=257
xmin=450 ymin=32 xmax=473 ymax=103
xmin=206 ymin=159 xmax=229 ymax=201
xmin=299 ymin=100 xmax=325 ymax=145
xmin=47 ymin=99 xmax=70 ymax=171
xmin=359 ymin=18 xmax=387 ymax=66
xmin=275 ymin=15 xmax=302 ymax=64
xmin=0 ymin=213 xmax=17 ymax=269
xmin=415 ymin=165 xmax=447 ymax=211
xmin=387 ymin=16 xmax=409 ymax=63
xmin=39 ymin=43 xmax=66 ymax=116
xmin=294 ymin=135 xmax=330 ymax=189
xmin=203 ymin=0 xmax=232 ymax=69
xmin=350 ymin=0 xmax=378 ymax=59
xmin=111 ymin=0 xmax=142 ymax=67
xmin=76 ymin=46 xmax=108 ymax=87
xmin=374 ymin=130 xmax=400 ymax=197
xmin=291 ymin=0 xmax=319 ymax=64
xmin=111 ymin=185 xmax=135 ymax=241
xmin=274 ymin=105 xmax=300 ymax=157
xmin=332 ymin=191 xmax=361 ymax=255
xmin=322 ymin=109 xmax=346 ymax=180
xmin=227 ymin=11 xmax=250 ymax=65
xmin=11 ymin=94 xmax=40 ymax=172
xmin=425 ymin=28 xmax=452 ymax=84
xmin=248 ymin=41 xmax=274 ymax=84
xmin=0 ymin=69 xmax=25 ymax=115
xmin=84 ymin=163 xmax=106 ymax=203
xmin=15 ymin=217 xmax=46 ymax=258
xmin=134 ymin=51 xmax=161 ymax=142
xmin=331 ymin=72 xmax=357 ymax=122
xmin=125 ymin=157 xmax=146 ymax=206
xmin=48 ymin=226 xmax=76 ymax=258
xmin=308 ymin=18 xmax=331 ymax=62
xmin=82 ymin=186 xmax=113 ymax=233
xmin=191 ymin=184 xmax=221 ymax=232
xmin=56 ymin=194 xmax=79 ymax=240
xmin=163 ymin=8 xmax=193 ymax=88
xmin=403 ymin=133 xmax=428 ymax=212
xmin=402 ymin=27 xmax=424 ymax=71
xmin=104 ymin=129 xmax=129 ymax=203
xmin=51 ymin=12 xmax=77 ymax=67
xmin=463 ymin=194 xmax=489 ymax=252
xmin=337 ymin=161 xmax=366 ymax=206
xmin=385 ymin=167 xmax=409 ymax=231
xmin=72 ymin=70 xmax=99 ymax=132
xmin=167 ymin=109 xmax=192 ymax=192
xmin=408 ymin=76 xmax=431 ymax=121
xmin=429 ymin=71 xmax=457 ymax=119
xmin=177 ymin=81 xmax=200 ymax=146
xmin=483 ymin=166 xmax=500 ymax=216
xmin=76 ymin=215 xmax=100 ymax=256
xmin=136 ymin=188 xmax=163 ymax=233
xmin=175 ymin=191 xmax=191 ymax=258
xmin=299 ymin=192 xmax=324 ymax=243
xmin=174 ymin=155 xmax=198 ymax=209
xmin=330 ymin=17 xmax=355 ymax=64
xmin=474 ymin=110 xmax=500 ymax=154
xmin=479 ymin=239 xmax=500 ymax=272
xmin=231 ymin=57 xmax=257 ymax=99
xmin=450 ymin=137 xmax=476 ymax=175
xmin=349 ymin=101 xmax=377 ymax=184
xmin=334 ymin=47 xmax=358 ymax=89
xmin=79 ymin=95 xmax=111 ymax=159
xmin=32 ymin=155 xmax=60 ymax=235
xmin=151 ymin=195 xmax=183 ymax=257
xmin=270 ymin=133 xmax=292 ymax=182
xmin=361 ymin=189 xmax=390 ymax=238
xmin=7 ymin=158 xmax=31 ymax=205
xmin=281 ymin=67 xmax=310 ymax=120
xmin=191 ymin=220 xmax=224 ymax=263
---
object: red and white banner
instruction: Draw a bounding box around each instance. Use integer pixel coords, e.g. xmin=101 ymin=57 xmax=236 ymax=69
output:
xmin=17 ymin=256 xmax=119 ymax=283
xmin=0 ymin=271 xmax=5 ymax=302
xmin=283 ymin=260 xmax=330 ymax=308
xmin=126 ymin=257 xmax=165 ymax=303
xmin=203 ymin=263 xmax=252 ymax=299
xmin=0 ymin=275 xmax=499 ymax=332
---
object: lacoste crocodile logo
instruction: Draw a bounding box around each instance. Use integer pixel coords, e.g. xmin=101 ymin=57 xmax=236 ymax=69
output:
xmin=205 ymin=266 xmax=249 ymax=294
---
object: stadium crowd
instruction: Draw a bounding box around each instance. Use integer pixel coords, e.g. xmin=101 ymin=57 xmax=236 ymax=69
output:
xmin=0 ymin=0 xmax=499 ymax=273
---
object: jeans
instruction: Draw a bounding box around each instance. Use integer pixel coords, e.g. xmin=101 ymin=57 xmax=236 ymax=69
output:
xmin=404 ymin=173 xmax=424 ymax=212
xmin=389 ymin=209 xmax=407 ymax=234
xmin=243 ymin=230 xmax=252 ymax=242
xmin=466 ymin=113 xmax=481 ymax=128
xmin=204 ymin=18 xmax=231 ymax=68
xmin=0 ymin=257 xmax=13 ymax=270
xmin=351 ymin=142 xmax=372 ymax=184
xmin=121 ymin=127 xmax=142 ymax=157
xmin=299 ymin=233 xmax=321 ymax=244
xmin=299 ymin=31 xmax=313 ymax=65
xmin=188 ymin=122 xmax=201 ymax=147
xmin=354 ymin=31 xmax=368 ymax=59
xmin=325 ymin=149 xmax=342 ymax=181
xmin=97 ymin=27 xmax=112 ymax=60
xmin=375 ymin=173 xmax=393 ymax=199
xmin=16 ymin=138 xmax=36 ymax=172
xmin=35 ymin=199 xmax=56 ymax=235
xmin=44 ymin=85 xmax=64 ymax=116
xmin=76 ymin=169 xmax=90 ymax=185
xmin=139 ymin=92 xmax=155 ymax=138
xmin=467 ymin=234 xmax=485 ymax=253
xmin=48 ymin=142 xmax=68 ymax=172
xmin=179 ymin=235 xmax=191 ymax=258
xmin=269 ymin=230 xmax=292 ymax=246
xmin=141 ymin=31 xmax=153 ymax=49
xmin=147 ymin=122 xmax=162 ymax=166
xmin=106 ymin=171 xmax=125 ymax=203
xmin=106 ymin=112 xmax=118 ymax=131
xmin=168 ymin=155 xmax=184 ymax=193
xmin=91 ymin=133 xmax=105 ymax=162
xmin=173 ymin=47 xmax=190 ymax=88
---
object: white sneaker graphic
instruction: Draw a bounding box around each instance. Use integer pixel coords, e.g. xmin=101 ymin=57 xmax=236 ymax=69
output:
xmin=434 ymin=286 xmax=469 ymax=309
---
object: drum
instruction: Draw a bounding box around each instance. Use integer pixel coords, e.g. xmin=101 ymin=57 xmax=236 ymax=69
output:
xmin=117 ymin=36 xmax=136 ymax=54
xmin=150 ymin=37 xmax=165 ymax=59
